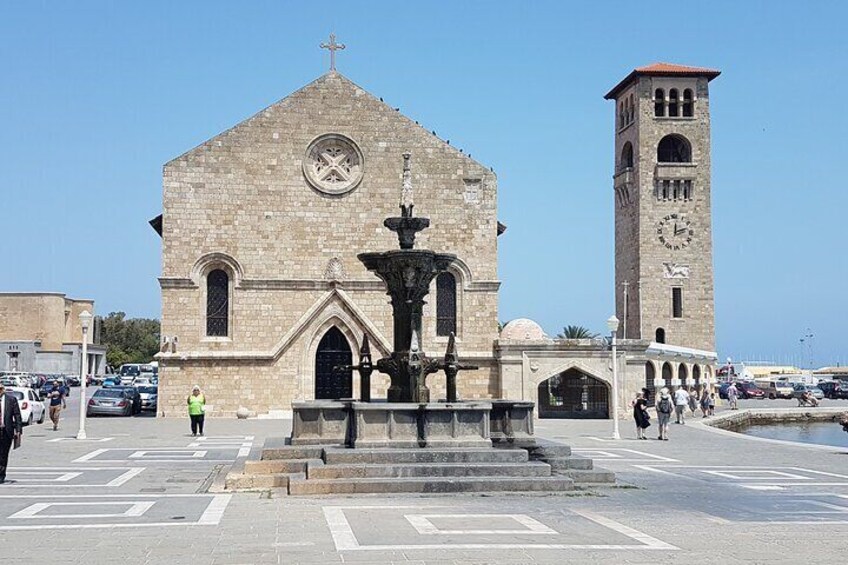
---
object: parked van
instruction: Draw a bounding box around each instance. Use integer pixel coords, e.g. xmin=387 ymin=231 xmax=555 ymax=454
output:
xmin=757 ymin=380 xmax=794 ymax=399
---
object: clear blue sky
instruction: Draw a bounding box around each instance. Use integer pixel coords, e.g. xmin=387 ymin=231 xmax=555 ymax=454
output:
xmin=1 ymin=1 xmax=846 ymax=367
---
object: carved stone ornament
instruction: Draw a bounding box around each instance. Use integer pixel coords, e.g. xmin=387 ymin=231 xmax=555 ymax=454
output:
xmin=324 ymin=257 xmax=346 ymax=281
xmin=663 ymin=262 xmax=690 ymax=279
xmin=303 ymin=134 xmax=364 ymax=195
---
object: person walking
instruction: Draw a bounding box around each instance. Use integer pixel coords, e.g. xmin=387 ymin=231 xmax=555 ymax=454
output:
xmin=673 ymin=386 xmax=690 ymax=424
xmin=726 ymin=383 xmax=739 ymax=410
xmin=700 ymin=388 xmax=710 ymax=418
xmin=0 ymin=382 xmax=24 ymax=484
xmin=656 ymin=388 xmax=673 ymax=440
xmin=187 ymin=386 xmax=206 ymax=437
xmin=688 ymin=387 xmax=698 ymax=416
xmin=47 ymin=380 xmax=67 ymax=431
xmin=632 ymin=392 xmax=651 ymax=440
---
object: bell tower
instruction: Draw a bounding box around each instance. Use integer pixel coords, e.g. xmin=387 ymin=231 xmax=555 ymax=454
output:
xmin=605 ymin=63 xmax=720 ymax=351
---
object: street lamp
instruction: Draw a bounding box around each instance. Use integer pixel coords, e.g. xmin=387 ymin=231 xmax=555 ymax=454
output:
xmin=607 ymin=315 xmax=621 ymax=440
xmin=77 ymin=310 xmax=93 ymax=440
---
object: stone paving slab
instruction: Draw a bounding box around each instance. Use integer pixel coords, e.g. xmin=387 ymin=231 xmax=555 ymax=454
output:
xmin=1 ymin=399 xmax=848 ymax=563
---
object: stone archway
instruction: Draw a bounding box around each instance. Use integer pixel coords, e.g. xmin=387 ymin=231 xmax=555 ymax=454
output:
xmin=645 ymin=361 xmax=657 ymax=400
xmin=661 ymin=362 xmax=674 ymax=388
xmin=314 ymin=327 xmax=353 ymax=400
xmin=679 ymin=363 xmax=689 ymax=387
xmin=537 ymin=368 xmax=609 ymax=419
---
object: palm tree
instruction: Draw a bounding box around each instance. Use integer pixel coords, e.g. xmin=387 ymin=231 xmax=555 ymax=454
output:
xmin=557 ymin=325 xmax=599 ymax=339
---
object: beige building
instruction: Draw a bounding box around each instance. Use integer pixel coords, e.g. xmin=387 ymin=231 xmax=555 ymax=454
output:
xmin=153 ymin=63 xmax=719 ymax=419
xmin=153 ymin=71 xmax=501 ymax=417
xmin=0 ymin=292 xmax=105 ymax=375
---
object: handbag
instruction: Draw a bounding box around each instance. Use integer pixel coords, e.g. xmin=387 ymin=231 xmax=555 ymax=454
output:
xmin=13 ymin=431 xmax=21 ymax=450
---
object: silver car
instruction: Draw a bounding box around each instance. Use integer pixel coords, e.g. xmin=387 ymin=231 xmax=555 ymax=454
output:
xmin=137 ymin=385 xmax=158 ymax=411
xmin=86 ymin=388 xmax=133 ymax=417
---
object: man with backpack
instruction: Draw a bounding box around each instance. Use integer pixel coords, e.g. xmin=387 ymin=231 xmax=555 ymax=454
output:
xmin=656 ymin=388 xmax=673 ymax=440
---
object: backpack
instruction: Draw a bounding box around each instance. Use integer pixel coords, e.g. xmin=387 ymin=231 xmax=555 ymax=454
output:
xmin=658 ymin=397 xmax=672 ymax=414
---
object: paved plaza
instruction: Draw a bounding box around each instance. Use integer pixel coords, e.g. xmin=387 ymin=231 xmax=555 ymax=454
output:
xmin=1 ymin=397 xmax=847 ymax=564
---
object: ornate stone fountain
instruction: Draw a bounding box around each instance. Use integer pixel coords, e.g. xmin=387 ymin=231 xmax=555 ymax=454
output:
xmin=290 ymin=153 xmax=533 ymax=449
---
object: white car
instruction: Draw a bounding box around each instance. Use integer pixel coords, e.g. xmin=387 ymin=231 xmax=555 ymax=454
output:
xmin=9 ymin=386 xmax=46 ymax=426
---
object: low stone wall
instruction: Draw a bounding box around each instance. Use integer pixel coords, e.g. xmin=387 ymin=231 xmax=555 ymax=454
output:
xmin=706 ymin=408 xmax=848 ymax=431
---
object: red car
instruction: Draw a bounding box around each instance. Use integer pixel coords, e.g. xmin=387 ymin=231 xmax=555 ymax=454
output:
xmin=737 ymin=382 xmax=765 ymax=399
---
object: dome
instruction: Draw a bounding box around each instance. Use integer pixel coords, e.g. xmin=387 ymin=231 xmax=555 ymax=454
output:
xmin=501 ymin=318 xmax=548 ymax=340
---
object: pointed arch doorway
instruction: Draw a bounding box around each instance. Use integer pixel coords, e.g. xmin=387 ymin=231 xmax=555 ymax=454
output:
xmin=314 ymin=327 xmax=353 ymax=400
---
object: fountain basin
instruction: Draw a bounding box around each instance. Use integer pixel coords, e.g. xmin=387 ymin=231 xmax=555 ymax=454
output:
xmin=291 ymin=400 xmax=519 ymax=448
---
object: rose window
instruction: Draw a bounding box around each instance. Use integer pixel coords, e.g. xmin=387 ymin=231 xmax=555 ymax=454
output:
xmin=303 ymin=134 xmax=364 ymax=195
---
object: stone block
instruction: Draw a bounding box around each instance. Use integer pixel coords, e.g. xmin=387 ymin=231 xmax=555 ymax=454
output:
xmin=290 ymin=400 xmax=349 ymax=446
xmin=490 ymin=400 xmax=535 ymax=447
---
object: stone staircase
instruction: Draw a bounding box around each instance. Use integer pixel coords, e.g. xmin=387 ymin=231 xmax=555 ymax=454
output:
xmin=225 ymin=438 xmax=614 ymax=495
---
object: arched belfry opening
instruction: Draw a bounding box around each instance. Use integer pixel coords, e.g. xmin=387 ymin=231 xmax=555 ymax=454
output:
xmin=314 ymin=327 xmax=353 ymax=400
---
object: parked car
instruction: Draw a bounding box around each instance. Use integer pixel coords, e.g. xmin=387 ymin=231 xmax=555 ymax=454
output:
xmin=87 ymin=388 xmax=134 ymax=417
xmin=736 ymin=382 xmax=765 ymax=399
xmin=758 ymin=380 xmax=795 ymax=399
xmin=137 ymin=385 xmax=158 ymax=411
xmin=9 ymin=386 xmax=46 ymax=426
xmin=102 ymin=377 xmax=121 ymax=388
xmin=817 ymin=381 xmax=848 ymax=399
xmin=0 ymin=374 xmax=29 ymax=388
xmin=39 ymin=380 xmax=69 ymax=401
xmin=133 ymin=377 xmax=154 ymax=387
xmin=792 ymin=384 xmax=824 ymax=401
xmin=66 ymin=375 xmax=81 ymax=387
xmin=719 ymin=382 xmax=742 ymax=400
xmin=111 ymin=386 xmax=142 ymax=414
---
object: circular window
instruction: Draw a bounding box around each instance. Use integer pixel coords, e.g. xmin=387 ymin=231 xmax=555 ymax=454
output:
xmin=303 ymin=134 xmax=364 ymax=195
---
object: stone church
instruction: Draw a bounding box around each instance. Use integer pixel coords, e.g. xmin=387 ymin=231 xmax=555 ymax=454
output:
xmin=152 ymin=61 xmax=719 ymax=419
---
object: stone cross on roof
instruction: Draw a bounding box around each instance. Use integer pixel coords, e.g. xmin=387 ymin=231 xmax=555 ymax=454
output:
xmin=320 ymin=33 xmax=346 ymax=71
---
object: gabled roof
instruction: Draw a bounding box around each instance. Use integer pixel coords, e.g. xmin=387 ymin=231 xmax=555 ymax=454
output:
xmin=604 ymin=62 xmax=721 ymax=100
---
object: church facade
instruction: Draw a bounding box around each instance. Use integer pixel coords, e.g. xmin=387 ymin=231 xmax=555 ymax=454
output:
xmin=153 ymin=72 xmax=501 ymax=417
xmin=153 ymin=63 xmax=719 ymax=419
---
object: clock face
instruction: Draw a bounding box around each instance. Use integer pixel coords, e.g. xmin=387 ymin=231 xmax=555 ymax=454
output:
xmin=657 ymin=213 xmax=693 ymax=250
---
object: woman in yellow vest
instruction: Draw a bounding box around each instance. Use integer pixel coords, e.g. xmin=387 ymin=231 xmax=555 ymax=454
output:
xmin=187 ymin=385 xmax=206 ymax=437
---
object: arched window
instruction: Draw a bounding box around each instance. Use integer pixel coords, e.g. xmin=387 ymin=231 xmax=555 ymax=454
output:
xmin=668 ymin=88 xmax=679 ymax=117
xmin=619 ymin=102 xmax=625 ymax=128
xmin=692 ymin=365 xmax=702 ymax=390
xmin=657 ymin=134 xmax=691 ymax=163
xmin=436 ymin=272 xmax=457 ymax=336
xmin=206 ymin=269 xmax=229 ymax=337
xmin=655 ymin=327 xmax=666 ymax=344
xmin=627 ymin=94 xmax=635 ymax=124
xmin=654 ymin=88 xmax=665 ymax=117
xmin=621 ymin=142 xmax=634 ymax=170
xmin=679 ymin=363 xmax=688 ymax=387
xmin=682 ymin=89 xmax=694 ymax=117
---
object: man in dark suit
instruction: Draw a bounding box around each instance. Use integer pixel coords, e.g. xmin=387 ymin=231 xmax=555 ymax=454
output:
xmin=0 ymin=382 xmax=23 ymax=484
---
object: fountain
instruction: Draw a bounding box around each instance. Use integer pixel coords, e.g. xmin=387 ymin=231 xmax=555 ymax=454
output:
xmin=225 ymin=153 xmax=613 ymax=494
xmin=290 ymin=153 xmax=535 ymax=449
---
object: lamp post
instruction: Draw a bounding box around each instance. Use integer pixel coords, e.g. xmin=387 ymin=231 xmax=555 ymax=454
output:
xmin=77 ymin=310 xmax=93 ymax=440
xmin=607 ymin=315 xmax=621 ymax=440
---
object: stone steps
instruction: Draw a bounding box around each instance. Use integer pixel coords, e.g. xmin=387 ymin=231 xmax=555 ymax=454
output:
xmin=288 ymin=475 xmax=574 ymax=495
xmin=557 ymin=468 xmax=616 ymax=484
xmin=546 ymin=455 xmax=594 ymax=472
xmin=225 ymin=471 xmax=305 ymax=491
xmin=306 ymin=461 xmax=552 ymax=479
xmin=322 ymin=447 xmax=529 ymax=465
xmin=261 ymin=445 xmax=324 ymax=461
xmin=244 ymin=459 xmax=320 ymax=474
